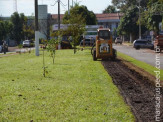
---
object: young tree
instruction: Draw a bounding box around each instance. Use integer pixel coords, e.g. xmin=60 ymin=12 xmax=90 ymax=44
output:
xmin=62 ymin=14 xmax=86 ymax=54
xmin=47 ymin=38 xmax=58 ymax=64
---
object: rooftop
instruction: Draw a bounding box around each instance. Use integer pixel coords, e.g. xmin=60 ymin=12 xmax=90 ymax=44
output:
xmin=51 ymin=13 xmax=123 ymax=21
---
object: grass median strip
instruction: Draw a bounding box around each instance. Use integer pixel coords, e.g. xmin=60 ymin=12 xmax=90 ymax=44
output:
xmin=118 ymin=51 xmax=163 ymax=81
xmin=0 ymin=49 xmax=134 ymax=121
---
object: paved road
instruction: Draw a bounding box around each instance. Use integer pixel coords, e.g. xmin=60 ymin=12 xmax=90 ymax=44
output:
xmin=0 ymin=47 xmax=35 ymax=56
xmin=114 ymin=44 xmax=163 ymax=69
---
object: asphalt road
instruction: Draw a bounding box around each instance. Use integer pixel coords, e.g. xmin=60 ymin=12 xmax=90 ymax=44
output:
xmin=114 ymin=44 xmax=163 ymax=69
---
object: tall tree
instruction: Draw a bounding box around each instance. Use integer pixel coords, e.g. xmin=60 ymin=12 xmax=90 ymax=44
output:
xmin=112 ymin=0 xmax=149 ymax=13
xmin=117 ymin=6 xmax=139 ymax=41
xmin=103 ymin=5 xmax=117 ymax=13
xmin=10 ymin=12 xmax=27 ymax=43
xmin=143 ymin=0 xmax=163 ymax=34
xmin=0 ymin=20 xmax=13 ymax=41
xmin=63 ymin=4 xmax=97 ymax=25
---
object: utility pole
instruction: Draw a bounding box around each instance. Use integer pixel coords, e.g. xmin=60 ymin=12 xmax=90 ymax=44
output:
xmin=72 ymin=0 xmax=73 ymax=7
xmin=68 ymin=0 xmax=70 ymax=15
xmin=35 ymin=0 xmax=39 ymax=56
xmin=13 ymin=0 xmax=17 ymax=12
xmin=58 ymin=0 xmax=61 ymax=49
xmin=58 ymin=0 xmax=60 ymax=30
xmin=138 ymin=0 xmax=141 ymax=39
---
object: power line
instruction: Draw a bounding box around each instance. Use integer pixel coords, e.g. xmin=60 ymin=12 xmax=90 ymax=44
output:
xmin=13 ymin=0 xmax=17 ymax=13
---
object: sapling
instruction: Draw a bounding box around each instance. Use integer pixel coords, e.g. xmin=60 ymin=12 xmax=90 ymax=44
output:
xmin=18 ymin=44 xmax=23 ymax=54
xmin=47 ymin=38 xmax=58 ymax=64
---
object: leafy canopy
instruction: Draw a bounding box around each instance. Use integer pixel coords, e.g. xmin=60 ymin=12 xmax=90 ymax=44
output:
xmin=0 ymin=20 xmax=13 ymax=41
xmin=103 ymin=5 xmax=117 ymax=13
xmin=10 ymin=12 xmax=27 ymax=43
xmin=63 ymin=4 xmax=97 ymax=25
xmin=117 ymin=6 xmax=139 ymax=35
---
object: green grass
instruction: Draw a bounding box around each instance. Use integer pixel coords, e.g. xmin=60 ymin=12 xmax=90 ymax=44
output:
xmin=0 ymin=50 xmax=134 ymax=121
xmin=118 ymin=52 xmax=163 ymax=81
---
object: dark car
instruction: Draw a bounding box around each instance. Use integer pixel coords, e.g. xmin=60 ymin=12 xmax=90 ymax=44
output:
xmin=133 ymin=39 xmax=154 ymax=50
xmin=61 ymin=36 xmax=72 ymax=49
xmin=0 ymin=40 xmax=8 ymax=53
xmin=80 ymin=38 xmax=95 ymax=46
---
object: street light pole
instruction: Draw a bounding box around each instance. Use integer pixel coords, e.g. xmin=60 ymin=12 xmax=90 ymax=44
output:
xmin=68 ymin=0 xmax=70 ymax=15
xmin=58 ymin=0 xmax=60 ymax=30
xmin=58 ymin=0 xmax=61 ymax=49
xmin=139 ymin=0 xmax=141 ymax=39
xmin=35 ymin=0 xmax=39 ymax=56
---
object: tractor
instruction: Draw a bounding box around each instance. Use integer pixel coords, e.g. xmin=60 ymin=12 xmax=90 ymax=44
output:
xmin=91 ymin=28 xmax=117 ymax=61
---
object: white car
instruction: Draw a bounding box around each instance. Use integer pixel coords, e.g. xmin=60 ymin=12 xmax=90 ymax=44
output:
xmin=115 ymin=37 xmax=122 ymax=44
xmin=23 ymin=40 xmax=32 ymax=47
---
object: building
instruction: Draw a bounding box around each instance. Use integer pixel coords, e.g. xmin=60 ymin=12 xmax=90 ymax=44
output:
xmin=96 ymin=13 xmax=123 ymax=32
xmin=51 ymin=13 xmax=123 ymax=32
xmin=38 ymin=5 xmax=48 ymax=39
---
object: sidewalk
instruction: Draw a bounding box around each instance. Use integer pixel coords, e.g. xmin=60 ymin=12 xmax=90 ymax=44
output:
xmin=8 ymin=46 xmax=19 ymax=52
xmin=0 ymin=47 xmax=34 ymax=57
xmin=122 ymin=42 xmax=133 ymax=46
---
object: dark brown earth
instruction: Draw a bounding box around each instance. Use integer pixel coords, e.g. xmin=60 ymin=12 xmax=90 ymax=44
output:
xmin=102 ymin=59 xmax=163 ymax=122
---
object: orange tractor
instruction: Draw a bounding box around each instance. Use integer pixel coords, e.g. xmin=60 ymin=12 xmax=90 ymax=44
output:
xmin=91 ymin=28 xmax=117 ymax=61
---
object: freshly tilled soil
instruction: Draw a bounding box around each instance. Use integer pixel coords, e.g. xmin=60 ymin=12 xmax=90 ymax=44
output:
xmin=102 ymin=59 xmax=163 ymax=122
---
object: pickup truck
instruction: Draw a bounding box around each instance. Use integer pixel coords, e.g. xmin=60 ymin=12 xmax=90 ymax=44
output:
xmin=154 ymin=35 xmax=163 ymax=52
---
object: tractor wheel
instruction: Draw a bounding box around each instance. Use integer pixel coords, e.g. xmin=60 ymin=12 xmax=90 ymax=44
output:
xmin=112 ymin=49 xmax=117 ymax=61
xmin=93 ymin=50 xmax=97 ymax=61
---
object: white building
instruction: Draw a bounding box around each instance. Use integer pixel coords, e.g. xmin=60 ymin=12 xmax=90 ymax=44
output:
xmin=96 ymin=13 xmax=123 ymax=33
xmin=38 ymin=5 xmax=48 ymax=39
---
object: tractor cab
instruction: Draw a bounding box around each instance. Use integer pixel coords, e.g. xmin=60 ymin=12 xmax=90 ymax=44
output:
xmin=91 ymin=28 xmax=117 ymax=61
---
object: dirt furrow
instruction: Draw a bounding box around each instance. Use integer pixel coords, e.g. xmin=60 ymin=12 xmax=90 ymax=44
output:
xmin=102 ymin=59 xmax=163 ymax=122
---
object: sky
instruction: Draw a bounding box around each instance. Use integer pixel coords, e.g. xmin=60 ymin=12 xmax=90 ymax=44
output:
xmin=0 ymin=0 xmax=112 ymax=17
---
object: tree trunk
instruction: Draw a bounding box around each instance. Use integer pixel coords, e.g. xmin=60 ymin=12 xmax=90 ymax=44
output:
xmin=130 ymin=33 xmax=132 ymax=43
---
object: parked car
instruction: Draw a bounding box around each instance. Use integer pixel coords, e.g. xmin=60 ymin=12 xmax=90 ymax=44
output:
xmin=133 ymin=39 xmax=154 ymax=50
xmin=80 ymin=38 xmax=94 ymax=46
xmin=115 ymin=37 xmax=122 ymax=44
xmin=61 ymin=40 xmax=72 ymax=49
xmin=61 ymin=36 xmax=72 ymax=49
xmin=154 ymin=35 xmax=163 ymax=52
xmin=23 ymin=40 xmax=32 ymax=47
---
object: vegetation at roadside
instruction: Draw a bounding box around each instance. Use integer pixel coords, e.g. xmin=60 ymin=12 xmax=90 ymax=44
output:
xmin=112 ymin=0 xmax=163 ymax=41
xmin=0 ymin=12 xmax=34 ymax=44
xmin=0 ymin=50 xmax=134 ymax=121
xmin=118 ymin=51 xmax=163 ymax=80
xmin=62 ymin=14 xmax=86 ymax=54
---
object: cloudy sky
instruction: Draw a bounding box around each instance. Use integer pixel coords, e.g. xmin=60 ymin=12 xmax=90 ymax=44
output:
xmin=0 ymin=0 xmax=112 ymax=17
